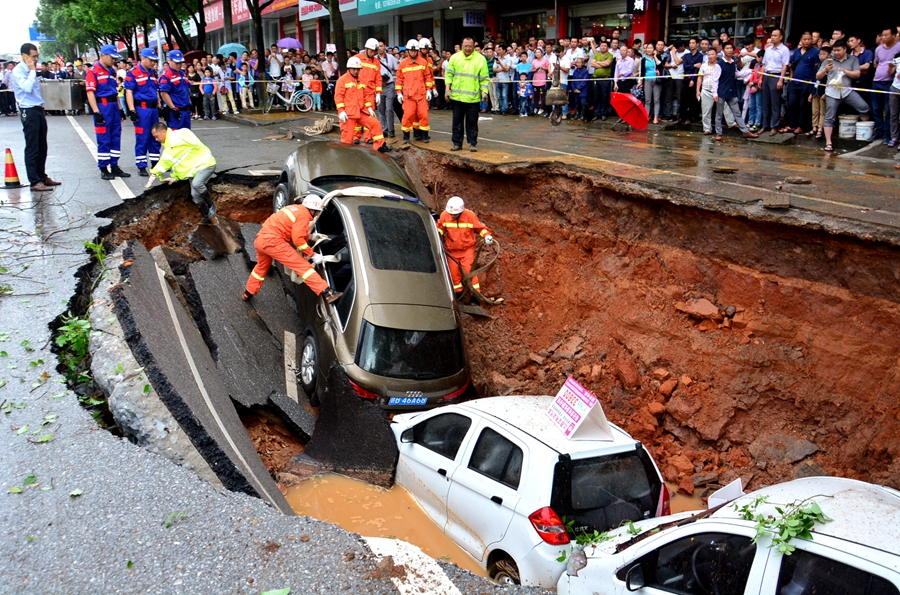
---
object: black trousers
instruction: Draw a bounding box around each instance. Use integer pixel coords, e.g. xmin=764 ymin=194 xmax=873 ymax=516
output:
xmin=20 ymin=107 xmax=48 ymax=185
xmin=451 ymin=100 xmax=480 ymax=147
xmin=0 ymin=86 xmax=13 ymax=114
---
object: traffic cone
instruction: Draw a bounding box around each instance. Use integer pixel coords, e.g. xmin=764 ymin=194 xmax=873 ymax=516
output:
xmin=4 ymin=149 xmax=27 ymax=189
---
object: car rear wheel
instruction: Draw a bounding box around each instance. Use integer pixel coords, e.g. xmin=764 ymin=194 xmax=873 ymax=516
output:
xmin=273 ymin=181 xmax=290 ymax=212
xmin=488 ymin=558 xmax=520 ymax=586
xmin=300 ymin=334 xmax=319 ymax=406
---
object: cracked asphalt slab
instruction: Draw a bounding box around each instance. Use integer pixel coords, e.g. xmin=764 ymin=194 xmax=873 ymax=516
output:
xmin=0 ymin=115 xmax=551 ymax=595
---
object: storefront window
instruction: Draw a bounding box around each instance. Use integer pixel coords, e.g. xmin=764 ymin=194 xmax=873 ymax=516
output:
xmin=362 ymin=24 xmax=390 ymax=44
xmin=578 ymin=14 xmax=632 ymax=41
xmin=499 ymin=13 xmax=547 ymax=45
xmin=668 ymin=1 xmax=771 ymax=43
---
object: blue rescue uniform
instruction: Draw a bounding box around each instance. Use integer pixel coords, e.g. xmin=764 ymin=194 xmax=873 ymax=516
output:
xmin=158 ymin=66 xmax=192 ymax=130
xmin=85 ymin=62 xmax=122 ymax=169
xmin=124 ymin=64 xmax=161 ymax=168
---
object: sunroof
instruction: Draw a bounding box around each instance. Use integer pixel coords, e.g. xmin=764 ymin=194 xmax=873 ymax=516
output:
xmin=358 ymin=205 xmax=437 ymax=273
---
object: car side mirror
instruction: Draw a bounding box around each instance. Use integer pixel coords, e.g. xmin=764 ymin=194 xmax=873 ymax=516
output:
xmin=401 ymin=428 xmax=414 ymax=443
xmin=625 ymin=563 xmax=645 ymax=591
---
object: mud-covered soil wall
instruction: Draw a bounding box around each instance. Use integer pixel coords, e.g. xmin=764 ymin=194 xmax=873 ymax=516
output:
xmin=408 ymin=151 xmax=900 ymax=493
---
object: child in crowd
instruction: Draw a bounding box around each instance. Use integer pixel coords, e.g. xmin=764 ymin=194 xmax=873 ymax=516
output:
xmin=569 ymin=57 xmax=590 ymax=121
xmin=201 ymin=68 xmax=217 ymax=120
xmin=807 ymin=46 xmax=830 ymax=139
xmin=744 ymin=50 xmax=763 ymax=131
xmin=238 ymin=63 xmax=254 ymax=109
xmin=517 ymin=72 xmax=534 ymax=116
xmin=218 ymin=62 xmax=239 ymax=114
xmin=117 ymin=76 xmax=126 ymax=112
xmin=310 ymin=72 xmax=323 ymax=111
xmin=281 ymin=67 xmax=295 ymax=111
xmin=301 ymin=68 xmax=313 ymax=92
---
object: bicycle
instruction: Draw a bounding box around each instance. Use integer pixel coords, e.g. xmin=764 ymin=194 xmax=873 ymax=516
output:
xmin=263 ymin=80 xmax=314 ymax=114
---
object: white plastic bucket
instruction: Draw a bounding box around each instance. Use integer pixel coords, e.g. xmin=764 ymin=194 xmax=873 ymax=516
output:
xmin=838 ymin=115 xmax=859 ymax=139
xmin=856 ymin=121 xmax=875 ymax=141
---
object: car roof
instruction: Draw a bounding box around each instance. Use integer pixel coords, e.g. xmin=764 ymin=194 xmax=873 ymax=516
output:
xmin=299 ymin=141 xmax=416 ymax=195
xmin=456 ymin=395 xmax=639 ymax=457
xmin=713 ymin=477 xmax=900 ymax=556
xmin=333 ymin=194 xmax=456 ymax=312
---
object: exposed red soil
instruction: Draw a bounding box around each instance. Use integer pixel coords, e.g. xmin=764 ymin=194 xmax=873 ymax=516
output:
xmin=239 ymin=407 xmax=305 ymax=483
xmin=408 ymin=152 xmax=900 ymax=493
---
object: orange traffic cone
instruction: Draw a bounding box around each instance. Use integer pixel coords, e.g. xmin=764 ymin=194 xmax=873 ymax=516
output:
xmin=4 ymin=149 xmax=27 ymax=189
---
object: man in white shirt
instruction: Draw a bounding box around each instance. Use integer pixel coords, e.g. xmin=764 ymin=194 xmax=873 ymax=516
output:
xmin=376 ymin=40 xmax=399 ymax=137
xmin=493 ymin=45 xmax=514 ymax=114
xmin=760 ymin=27 xmax=790 ymax=135
xmin=697 ymin=49 xmax=721 ymax=134
xmin=816 ymin=39 xmax=870 ymax=151
xmin=556 ymin=45 xmax=572 ymax=119
xmin=666 ymin=40 xmax=686 ymax=120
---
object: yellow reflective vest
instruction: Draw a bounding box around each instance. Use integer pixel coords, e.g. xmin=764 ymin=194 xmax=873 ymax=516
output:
xmin=150 ymin=128 xmax=217 ymax=181
xmin=444 ymin=50 xmax=489 ymax=103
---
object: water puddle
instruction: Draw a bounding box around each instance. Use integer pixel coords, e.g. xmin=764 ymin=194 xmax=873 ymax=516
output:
xmin=286 ymin=474 xmax=489 ymax=578
xmin=667 ymin=483 xmax=707 ymax=514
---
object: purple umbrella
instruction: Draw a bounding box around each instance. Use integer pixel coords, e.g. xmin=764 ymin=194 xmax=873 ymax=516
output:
xmin=276 ymin=38 xmax=302 ymax=50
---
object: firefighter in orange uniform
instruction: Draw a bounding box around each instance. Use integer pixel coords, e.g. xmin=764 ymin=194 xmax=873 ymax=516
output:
xmin=243 ymin=195 xmax=342 ymax=304
xmin=396 ymin=39 xmax=435 ymax=144
xmin=436 ymin=196 xmax=493 ymax=301
xmin=354 ymin=38 xmax=383 ymax=144
xmin=335 ymin=57 xmax=389 ymax=153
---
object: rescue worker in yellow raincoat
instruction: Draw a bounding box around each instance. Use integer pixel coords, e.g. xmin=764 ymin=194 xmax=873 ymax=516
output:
xmin=436 ymin=196 xmax=493 ymax=302
xmin=335 ymin=57 xmax=389 ymax=153
xmin=242 ymin=194 xmax=342 ymax=304
xmin=354 ymin=38 xmax=382 ymax=144
xmin=148 ymin=122 xmax=217 ymax=223
xmin=396 ymin=39 xmax=435 ymax=144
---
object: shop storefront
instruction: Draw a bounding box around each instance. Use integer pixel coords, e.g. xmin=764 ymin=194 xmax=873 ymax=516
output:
xmin=570 ymin=1 xmax=631 ymax=41
xmin=498 ymin=10 xmax=548 ymax=45
xmin=667 ymin=0 xmax=777 ymax=43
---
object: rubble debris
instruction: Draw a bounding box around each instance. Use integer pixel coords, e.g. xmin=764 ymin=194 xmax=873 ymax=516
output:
xmin=615 ymin=358 xmax=641 ymax=390
xmin=784 ymin=176 xmax=812 ymax=185
xmin=674 ymin=298 xmax=723 ymax=321
xmin=188 ymin=216 xmax=243 ymax=260
xmin=748 ymin=434 xmax=818 ymax=465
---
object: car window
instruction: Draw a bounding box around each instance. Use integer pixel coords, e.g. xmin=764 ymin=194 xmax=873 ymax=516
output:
xmin=356 ymin=321 xmax=464 ymax=380
xmin=316 ymin=203 xmax=354 ymax=326
xmin=358 ymin=205 xmax=437 ymax=273
xmin=412 ymin=413 xmax=472 ymax=460
xmin=467 ymin=427 xmax=523 ymax=489
xmin=639 ymin=532 xmax=755 ymax=595
xmin=777 ymin=549 xmax=899 ymax=595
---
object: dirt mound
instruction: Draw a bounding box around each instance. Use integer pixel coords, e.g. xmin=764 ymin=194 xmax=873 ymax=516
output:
xmin=408 ymin=151 xmax=900 ymax=493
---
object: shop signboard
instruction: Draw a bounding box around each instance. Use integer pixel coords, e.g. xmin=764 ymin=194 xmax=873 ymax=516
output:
xmin=298 ymin=0 xmax=357 ymax=22
xmin=204 ymin=0 xmax=252 ymax=31
xmin=357 ymin=0 xmax=430 ymax=17
xmin=29 ymin=27 xmax=55 ymax=42
xmin=626 ymin=0 xmax=645 ymax=14
xmin=464 ymin=10 xmax=486 ymax=28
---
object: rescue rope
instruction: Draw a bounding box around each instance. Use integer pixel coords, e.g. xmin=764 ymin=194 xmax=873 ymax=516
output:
xmin=302 ymin=115 xmax=335 ymax=136
xmin=444 ymin=239 xmax=505 ymax=307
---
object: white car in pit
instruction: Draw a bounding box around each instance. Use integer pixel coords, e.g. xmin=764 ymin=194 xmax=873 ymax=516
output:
xmin=390 ymin=395 xmax=670 ymax=588
xmin=557 ymin=476 xmax=900 ymax=595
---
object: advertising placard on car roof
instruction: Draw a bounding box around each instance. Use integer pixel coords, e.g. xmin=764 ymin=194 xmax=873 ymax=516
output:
xmin=546 ymin=377 xmax=614 ymax=441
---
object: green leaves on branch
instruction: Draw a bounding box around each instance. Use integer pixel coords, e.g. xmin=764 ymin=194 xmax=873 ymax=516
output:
xmin=733 ymin=495 xmax=832 ymax=555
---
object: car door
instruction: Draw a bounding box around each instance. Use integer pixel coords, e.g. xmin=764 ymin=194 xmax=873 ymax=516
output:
xmin=396 ymin=411 xmax=475 ymax=530
xmin=444 ymin=420 xmax=525 ymax=561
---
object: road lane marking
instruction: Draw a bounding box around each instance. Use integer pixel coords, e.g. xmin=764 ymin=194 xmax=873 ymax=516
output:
xmin=284 ymin=330 xmax=298 ymax=403
xmin=248 ymin=169 xmax=282 ymax=176
xmin=364 ymin=537 xmax=463 ymax=595
xmin=154 ymin=265 xmax=284 ymax=510
xmin=66 ymin=115 xmax=135 ymax=200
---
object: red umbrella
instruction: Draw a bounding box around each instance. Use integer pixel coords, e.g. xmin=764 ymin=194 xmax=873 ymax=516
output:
xmin=610 ymin=92 xmax=649 ymax=131
xmin=183 ymin=50 xmax=206 ymax=64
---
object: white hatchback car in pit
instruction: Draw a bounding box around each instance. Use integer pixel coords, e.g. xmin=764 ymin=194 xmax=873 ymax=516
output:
xmin=557 ymin=476 xmax=900 ymax=595
xmin=390 ymin=396 xmax=670 ymax=588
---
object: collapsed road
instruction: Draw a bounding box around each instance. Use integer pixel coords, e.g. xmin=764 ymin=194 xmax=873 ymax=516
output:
xmin=3 ymin=112 xmax=899 ymax=594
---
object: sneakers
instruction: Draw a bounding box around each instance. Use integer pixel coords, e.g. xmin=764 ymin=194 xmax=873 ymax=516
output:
xmin=233 ymin=110 xmax=240 ymax=114
xmin=322 ymin=288 xmax=343 ymax=304
xmin=450 ymin=145 xmax=462 ymax=151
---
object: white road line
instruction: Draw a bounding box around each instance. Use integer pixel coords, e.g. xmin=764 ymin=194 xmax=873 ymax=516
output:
xmin=431 ymin=130 xmax=899 ymax=217
xmin=67 ymin=115 xmax=135 ymax=200
xmin=248 ymin=169 xmax=282 ymax=176
xmin=284 ymin=330 xmax=298 ymax=403
xmin=154 ymin=265 xmax=283 ymax=509
xmin=363 ymin=537 xmax=463 ymax=595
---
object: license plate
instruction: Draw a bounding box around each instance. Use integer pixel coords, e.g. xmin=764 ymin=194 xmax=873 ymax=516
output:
xmin=388 ymin=397 xmax=428 ymax=406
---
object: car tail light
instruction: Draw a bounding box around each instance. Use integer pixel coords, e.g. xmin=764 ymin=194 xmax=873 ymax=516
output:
xmin=528 ymin=507 xmax=570 ymax=545
xmin=655 ymin=484 xmax=671 ymax=517
xmin=348 ymin=379 xmax=378 ymax=400
xmin=442 ymin=378 xmax=470 ymax=400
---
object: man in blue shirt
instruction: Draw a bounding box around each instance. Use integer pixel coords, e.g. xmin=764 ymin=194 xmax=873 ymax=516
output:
xmin=11 ymin=43 xmax=61 ymax=191
xmin=159 ymin=50 xmax=192 ymax=130
xmin=125 ymin=48 xmax=161 ymax=177
xmin=87 ymin=44 xmax=129 ymax=180
xmin=786 ymin=31 xmax=820 ymax=133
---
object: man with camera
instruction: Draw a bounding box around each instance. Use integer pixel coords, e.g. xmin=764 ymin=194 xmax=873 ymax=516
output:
xmin=376 ymin=40 xmax=399 ymax=138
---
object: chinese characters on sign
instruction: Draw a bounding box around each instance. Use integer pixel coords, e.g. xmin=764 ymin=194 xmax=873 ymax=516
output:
xmin=627 ymin=0 xmax=645 ymax=14
xmin=464 ymin=10 xmax=486 ymax=28
xmin=546 ymin=377 xmax=614 ymax=441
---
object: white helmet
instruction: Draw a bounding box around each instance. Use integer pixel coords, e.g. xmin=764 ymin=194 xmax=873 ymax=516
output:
xmin=364 ymin=38 xmax=378 ymax=51
xmin=406 ymin=39 xmax=419 ymax=50
xmin=419 ymin=38 xmax=431 ymax=48
xmin=446 ymin=196 xmax=465 ymax=215
xmin=301 ymin=194 xmax=324 ymax=211
xmin=346 ymin=56 xmax=363 ymax=69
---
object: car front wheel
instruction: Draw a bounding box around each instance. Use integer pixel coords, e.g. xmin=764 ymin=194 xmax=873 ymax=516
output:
xmin=488 ymin=558 xmax=520 ymax=586
xmin=300 ymin=334 xmax=319 ymax=406
xmin=273 ymin=181 xmax=290 ymax=212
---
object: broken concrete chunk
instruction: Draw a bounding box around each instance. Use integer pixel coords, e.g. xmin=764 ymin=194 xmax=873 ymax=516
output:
xmin=724 ymin=305 xmax=737 ymax=318
xmin=784 ymin=176 xmax=812 ymax=185
xmin=188 ymin=216 xmax=243 ymax=260
xmin=748 ymin=434 xmax=818 ymax=465
xmin=674 ymin=298 xmax=723 ymax=321
xmin=793 ymin=461 xmax=831 ymax=479
xmin=692 ymin=471 xmax=720 ymax=486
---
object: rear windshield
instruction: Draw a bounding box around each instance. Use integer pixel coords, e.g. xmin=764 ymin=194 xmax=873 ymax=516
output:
xmin=358 ymin=205 xmax=437 ymax=273
xmin=356 ymin=320 xmax=464 ymax=380
xmin=561 ymin=450 xmax=660 ymax=532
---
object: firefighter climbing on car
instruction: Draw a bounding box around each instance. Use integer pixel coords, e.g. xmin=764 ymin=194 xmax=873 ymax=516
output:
xmin=242 ymin=195 xmax=343 ymax=304
xmin=396 ymin=39 xmax=435 ymax=145
xmin=353 ymin=38 xmax=383 ymax=145
xmin=335 ymin=57 xmax=390 ymax=153
xmin=436 ymin=196 xmax=494 ymax=304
